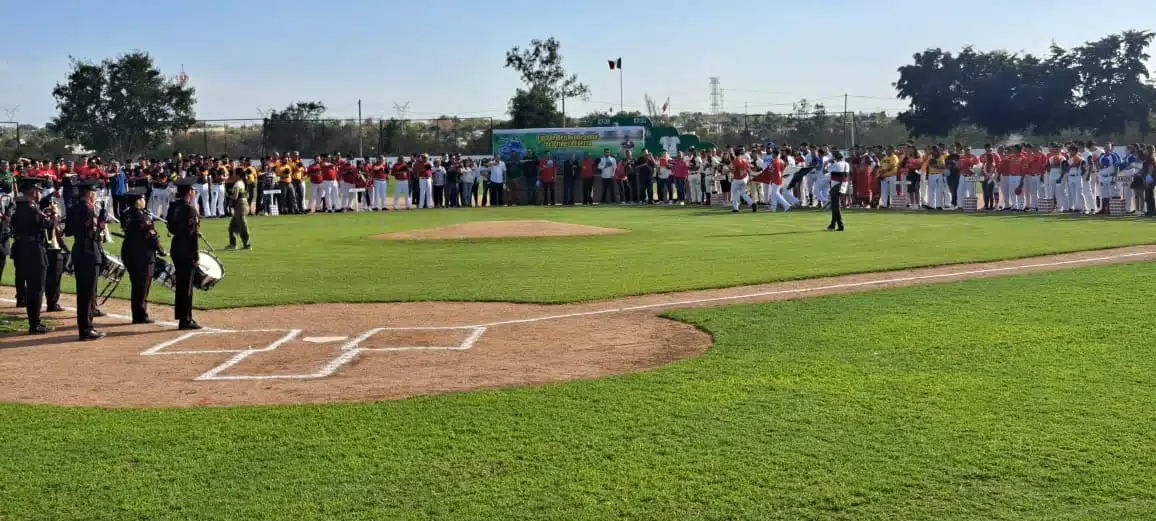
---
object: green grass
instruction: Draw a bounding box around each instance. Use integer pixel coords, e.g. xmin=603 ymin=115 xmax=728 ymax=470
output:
xmin=0 ymin=313 xmax=29 ymax=336
xmin=6 ymin=206 xmax=1154 ymax=309
xmin=3 ymin=262 xmax=1156 ymax=520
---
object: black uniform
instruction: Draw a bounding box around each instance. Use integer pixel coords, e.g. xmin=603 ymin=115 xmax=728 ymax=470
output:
xmin=40 ymin=198 xmax=66 ymax=313
xmin=0 ymin=203 xmax=12 ymax=297
xmin=167 ymin=180 xmax=202 ymax=329
xmin=10 ymin=182 xmax=52 ymax=334
xmin=120 ymin=189 xmax=166 ymax=323
xmin=65 ymin=180 xmax=107 ymax=340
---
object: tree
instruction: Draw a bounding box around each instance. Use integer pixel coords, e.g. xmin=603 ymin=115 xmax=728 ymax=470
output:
xmin=893 ymin=48 xmax=966 ymax=137
xmin=1072 ymin=31 xmax=1156 ymax=136
xmin=508 ymin=86 xmax=560 ymax=129
xmin=504 ymin=38 xmax=589 ymax=128
xmin=49 ymin=51 xmax=195 ymax=156
xmin=262 ymin=101 xmax=327 ymax=155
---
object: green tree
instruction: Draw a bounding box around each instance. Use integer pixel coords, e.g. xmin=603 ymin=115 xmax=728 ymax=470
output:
xmin=504 ymin=38 xmax=589 ymax=128
xmin=48 ymin=51 xmax=195 ymax=156
xmin=262 ymin=101 xmax=327 ymax=155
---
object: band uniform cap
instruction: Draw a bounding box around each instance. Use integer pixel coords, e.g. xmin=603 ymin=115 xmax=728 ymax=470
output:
xmin=17 ymin=176 xmax=46 ymax=191
xmin=124 ymin=187 xmax=148 ymax=200
xmin=174 ymin=176 xmax=199 ymax=188
xmin=74 ymin=178 xmax=101 ymax=192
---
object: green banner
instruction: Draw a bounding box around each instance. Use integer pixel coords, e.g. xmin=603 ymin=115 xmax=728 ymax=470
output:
xmin=492 ymin=126 xmax=646 ymax=161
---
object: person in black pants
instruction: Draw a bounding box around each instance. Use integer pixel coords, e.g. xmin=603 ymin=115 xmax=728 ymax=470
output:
xmin=827 ymin=151 xmax=849 ymax=232
xmin=562 ymin=156 xmax=578 ymax=205
xmin=167 ymin=177 xmax=203 ymax=330
xmin=635 ymin=153 xmax=654 ymax=204
xmin=64 ymin=179 xmax=106 ymax=340
xmin=10 ymin=177 xmax=53 ymax=335
xmin=120 ymin=187 xmax=166 ymax=324
xmin=40 ymin=197 xmax=66 ymax=313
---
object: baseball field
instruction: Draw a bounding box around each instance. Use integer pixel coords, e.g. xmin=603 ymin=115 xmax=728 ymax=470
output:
xmin=2 ymin=206 xmax=1156 ymax=520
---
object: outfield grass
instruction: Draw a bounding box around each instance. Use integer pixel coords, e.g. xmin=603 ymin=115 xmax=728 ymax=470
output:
xmin=2 ymin=206 xmax=1155 ymax=309
xmin=2 ymin=263 xmax=1156 ymax=520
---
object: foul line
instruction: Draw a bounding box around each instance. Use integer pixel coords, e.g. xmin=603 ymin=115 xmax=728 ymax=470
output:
xmin=463 ymin=250 xmax=1156 ymax=329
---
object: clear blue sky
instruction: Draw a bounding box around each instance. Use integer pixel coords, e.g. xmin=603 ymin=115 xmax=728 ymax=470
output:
xmin=2 ymin=0 xmax=1154 ymax=125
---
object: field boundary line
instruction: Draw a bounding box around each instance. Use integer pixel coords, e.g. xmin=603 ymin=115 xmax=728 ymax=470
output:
xmin=466 ymin=250 xmax=1156 ymax=329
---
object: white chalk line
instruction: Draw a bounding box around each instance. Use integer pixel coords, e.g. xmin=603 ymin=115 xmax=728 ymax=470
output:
xmin=139 ymin=249 xmax=1152 ymax=382
xmin=0 ymin=296 xmax=233 ymax=332
xmin=462 ymin=250 xmax=1156 ymax=329
xmin=164 ymin=326 xmax=488 ymax=381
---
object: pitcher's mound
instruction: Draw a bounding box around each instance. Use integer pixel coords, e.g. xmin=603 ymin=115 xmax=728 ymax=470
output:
xmin=376 ymin=220 xmax=626 ymax=240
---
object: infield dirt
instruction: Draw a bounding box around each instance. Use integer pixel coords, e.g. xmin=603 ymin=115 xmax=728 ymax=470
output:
xmin=2 ymin=246 xmax=1153 ymax=408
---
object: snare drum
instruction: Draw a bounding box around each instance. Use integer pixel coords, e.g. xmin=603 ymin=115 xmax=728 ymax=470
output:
xmin=100 ymin=252 xmax=127 ymax=282
xmin=192 ymin=251 xmax=225 ymax=291
xmin=152 ymin=257 xmax=176 ymax=292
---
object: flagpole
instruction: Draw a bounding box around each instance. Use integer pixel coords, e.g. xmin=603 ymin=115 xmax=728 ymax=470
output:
xmin=618 ymin=68 xmax=623 ymax=113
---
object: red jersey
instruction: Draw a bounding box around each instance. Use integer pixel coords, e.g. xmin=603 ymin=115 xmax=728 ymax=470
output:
xmin=1047 ymin=152 xmax=1066 ymax=171
xmin=1026 ymin=152 xmax=1046 ymax=175
xmin=959 ymin=154 xmax=979 ymax=174
xmin=614 ymin=161 xmax=626 ymax=180
xmin=539 ymin=159 xmax=557 ymax=183
xmin=307 ymin=164 xmax=323 ymax=184
xmin=391 ymin=162 xmax=409 ymax=181
xmin=1003 ymin=153 xmax=1025 ymax=176
xmin=772 ymin=158 xmax=786 ymax=185
xmin=579 ymin=159 xmax=595 ymax=179
xmin=371 ymin=165 xmax=389 ymax=181
xmin=342 ymin=166 xmax=360 ymax=184
xmin=320 ymin=163 xmax=338 ymax=182
xmin=732 ymin=157 xmax=751 ymax=180
xmin=981 ymin=152 xmax=1001 ymax=174
xmin=418 ymin=166 xmax=432 ymax=179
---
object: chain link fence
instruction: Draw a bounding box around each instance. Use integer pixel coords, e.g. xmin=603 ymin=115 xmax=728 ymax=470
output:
xmin=163 ymin=118 xmax=494 ymax=159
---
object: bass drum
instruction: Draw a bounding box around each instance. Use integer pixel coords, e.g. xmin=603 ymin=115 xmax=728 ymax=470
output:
xmin=192 ymin=252 xmax=225 ymax=291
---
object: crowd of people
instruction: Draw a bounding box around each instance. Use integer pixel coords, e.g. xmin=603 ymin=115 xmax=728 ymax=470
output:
xmin=3 ymin=140 xmax=1155 ymax=222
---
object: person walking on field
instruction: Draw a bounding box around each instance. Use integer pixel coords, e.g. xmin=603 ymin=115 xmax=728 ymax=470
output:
xmin=730 ymin=148 xmax=756 ymax=213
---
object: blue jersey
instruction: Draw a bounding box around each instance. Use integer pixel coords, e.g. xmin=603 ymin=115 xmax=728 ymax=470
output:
xmin=1098 ymin=152 xmax=1121 ymax=169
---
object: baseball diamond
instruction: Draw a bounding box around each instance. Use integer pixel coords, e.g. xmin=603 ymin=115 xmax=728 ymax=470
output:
xmin=7 ymin=12 xmax=1156 ymax=520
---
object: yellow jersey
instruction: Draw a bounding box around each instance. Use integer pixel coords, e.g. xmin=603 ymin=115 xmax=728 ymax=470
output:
xmin=878 ymin=154 xmax=899 ymax=178
xmin=922 ymin=153 xmax=947 ymax=174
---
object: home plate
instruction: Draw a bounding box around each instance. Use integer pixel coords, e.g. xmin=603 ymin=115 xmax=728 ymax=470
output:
xmin=302 ymin=336 xmax=348 ymax=344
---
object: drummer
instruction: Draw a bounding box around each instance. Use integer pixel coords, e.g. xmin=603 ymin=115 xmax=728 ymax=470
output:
xmin=40 ymin=196 xmax=67 ymax=313
xmin=167 ymin=176 xmax=202 ymax=330
xmin=64 ymin=178 xmax=107 ymax=341
xmin=120 ymin=187 xmax=167 ymax=324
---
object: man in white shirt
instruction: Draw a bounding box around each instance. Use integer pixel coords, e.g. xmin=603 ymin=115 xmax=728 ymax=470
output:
xmin=488 ymin=155 xmax=506 ymax=207
xmin=597 ymin=149 xmax=617 ymax=204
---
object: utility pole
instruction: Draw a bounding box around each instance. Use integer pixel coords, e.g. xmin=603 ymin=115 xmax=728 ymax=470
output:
xmin=843 ymin=93 xmax=850 ymax=150
xmin=357 ymin=99 xmax=363 ymax=157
